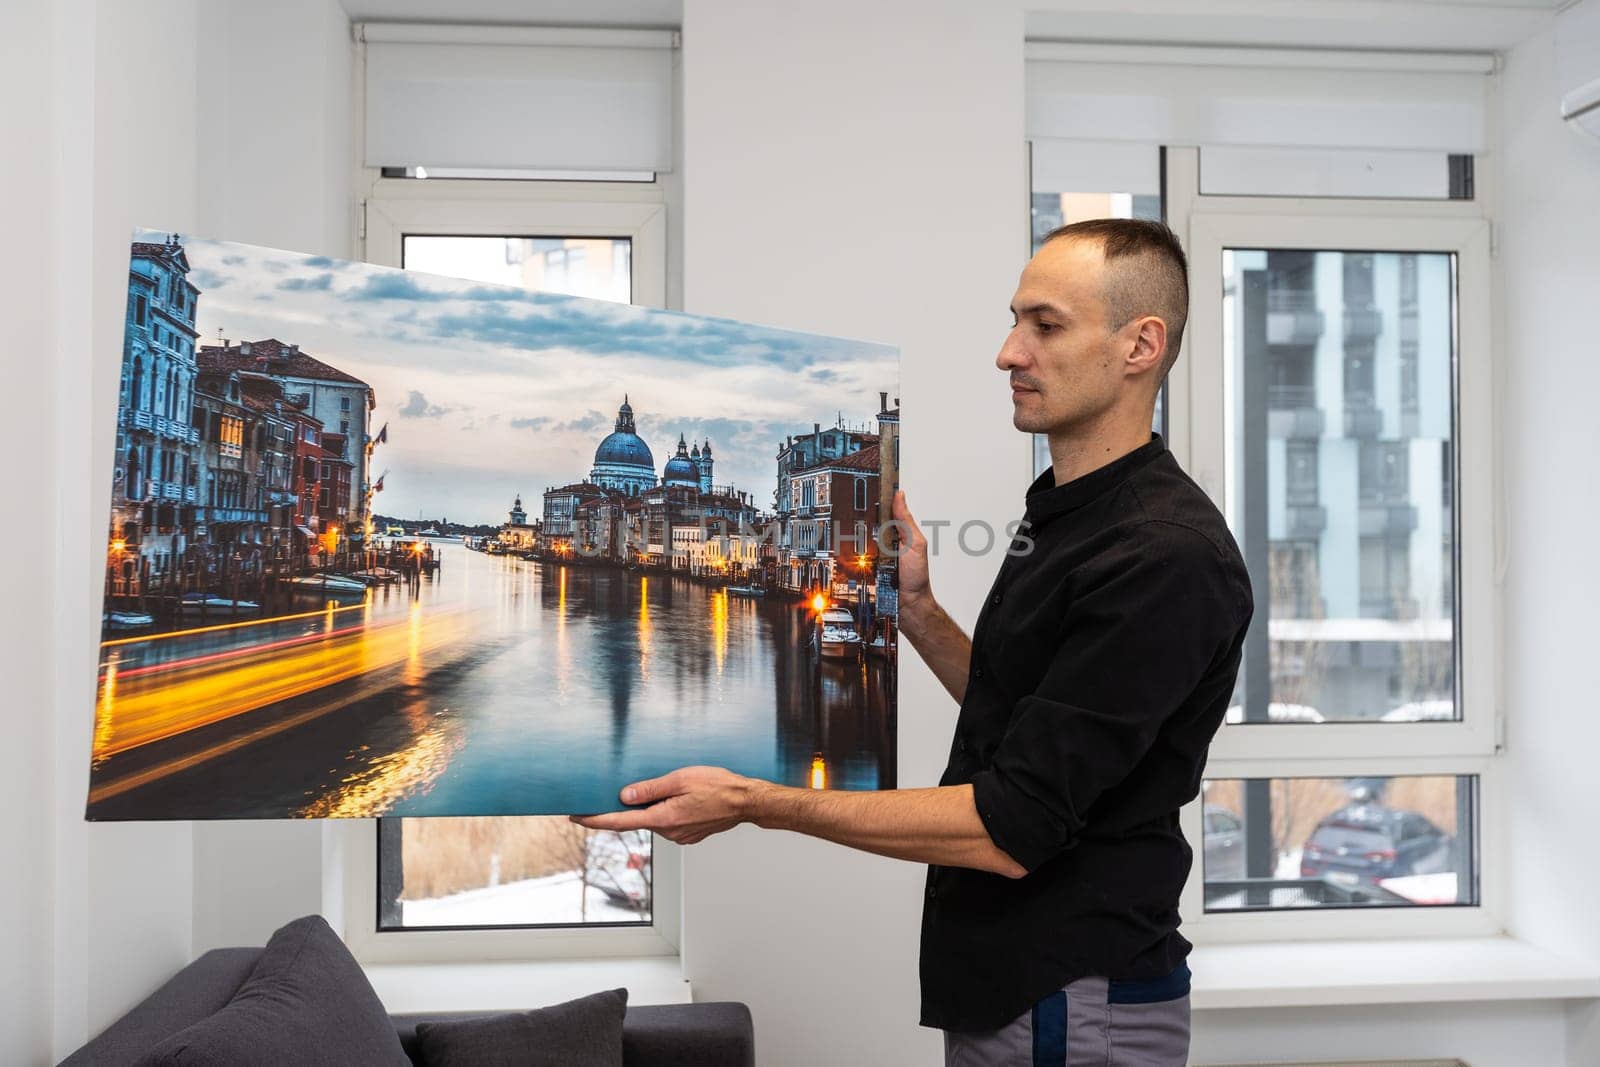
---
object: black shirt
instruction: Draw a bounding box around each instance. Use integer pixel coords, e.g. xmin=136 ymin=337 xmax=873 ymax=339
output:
xmin=919 ymin=432 xmax=1253 ymax=1033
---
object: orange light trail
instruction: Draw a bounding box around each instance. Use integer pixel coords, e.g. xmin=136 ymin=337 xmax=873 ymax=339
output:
xmin=90 ymin=603 xmax=474 ymax=763
xmin=100 ymin=601 xmax=370 ymax=648
xmin=112 ymin=623 xmax=369 ymax=679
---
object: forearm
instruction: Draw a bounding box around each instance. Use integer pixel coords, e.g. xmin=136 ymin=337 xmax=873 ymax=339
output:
xmin=744 ymin=780 xmax=1025 ymax=878
xmin=900 ymin=597 xmax=972 ymax=704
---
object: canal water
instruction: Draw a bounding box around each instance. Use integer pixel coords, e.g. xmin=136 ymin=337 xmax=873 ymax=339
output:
xmin=88 ymin=539 xmax=896 ymax=819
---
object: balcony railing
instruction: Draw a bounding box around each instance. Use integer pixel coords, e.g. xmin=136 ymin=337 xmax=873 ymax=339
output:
xmin=1268 ymin=384 xmax=1317 ymax=409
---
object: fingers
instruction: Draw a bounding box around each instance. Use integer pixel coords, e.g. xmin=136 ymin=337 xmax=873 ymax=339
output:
xmin=620 ymin=770 xmax=683 ymax=806
xmin=891 ymin=490 xmax=926 ymax=548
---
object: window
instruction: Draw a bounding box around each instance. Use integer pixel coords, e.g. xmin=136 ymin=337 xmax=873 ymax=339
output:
xmin=347 ymin=180 xmax=672 ymax=956
xmin=340 ymin=396 xmax=352 ymax=412
xmin=219 ymin=415 xmax=244 ymax=459
xmin=1183 ymin=200 xmax=1495 ymax=932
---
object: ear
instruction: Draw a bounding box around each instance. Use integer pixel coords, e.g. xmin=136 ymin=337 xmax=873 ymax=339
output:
xmin=1124 ymin=316 xmax=1168 ymax=377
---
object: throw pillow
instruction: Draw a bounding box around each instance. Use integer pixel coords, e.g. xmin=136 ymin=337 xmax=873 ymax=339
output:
xmin=134 ymin=914 xmax=410 ymax=1066
xmin=413 ymin=988 xmax=629 ymax=1067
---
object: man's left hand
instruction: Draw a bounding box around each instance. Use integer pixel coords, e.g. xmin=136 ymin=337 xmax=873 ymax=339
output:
xmin=570 ymin=766 xmax=759 ymax=845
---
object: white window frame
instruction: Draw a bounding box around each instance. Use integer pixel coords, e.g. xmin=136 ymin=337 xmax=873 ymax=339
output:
xmin=1161 ymin=147 xmax=1505 ymax=942
xmin=334 ymin=177 xmax=680 ymax=965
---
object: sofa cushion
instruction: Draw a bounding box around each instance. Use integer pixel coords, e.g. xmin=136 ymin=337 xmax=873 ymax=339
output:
xmin=133 ymin=915 xmax=409 ymax=1066
xmin=412 ymin=988 xmax=628 ymax=1067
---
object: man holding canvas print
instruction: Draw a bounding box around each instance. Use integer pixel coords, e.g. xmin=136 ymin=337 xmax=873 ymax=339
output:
xmin=577 ymin=219 xmax=1254 ymax=1066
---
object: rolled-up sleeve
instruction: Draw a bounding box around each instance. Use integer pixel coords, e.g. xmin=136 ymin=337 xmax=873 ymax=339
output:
xmin=970 ymin=525 xmax=1246 ymax=872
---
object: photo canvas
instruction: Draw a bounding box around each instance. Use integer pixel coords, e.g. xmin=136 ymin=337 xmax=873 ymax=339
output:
xmin=90 ymin=231 xmax=899 ymax=820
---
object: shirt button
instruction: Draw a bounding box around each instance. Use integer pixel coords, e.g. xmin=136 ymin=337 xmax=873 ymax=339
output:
xmin=956 ymin=735 xmax=968 ymax=753
xmin=972 ymin=666 xmax=985 ymax=680
xmin=927 ymin=884 xmax=937 ymax=900
xmin=991 ymin=592 xmax=1003 ymax=606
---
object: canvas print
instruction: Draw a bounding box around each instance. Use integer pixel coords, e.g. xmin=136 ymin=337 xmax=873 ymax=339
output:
xmin=90 ymin=231 xmax=899 ymax=820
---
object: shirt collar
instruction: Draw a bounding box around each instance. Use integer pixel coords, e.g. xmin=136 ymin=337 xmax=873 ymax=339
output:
xmin=1024 ymin=432 xmax=1167 ymax=525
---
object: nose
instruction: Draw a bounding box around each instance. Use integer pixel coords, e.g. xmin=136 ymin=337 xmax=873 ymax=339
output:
xmin=996 ymin=327 xmax=1028 ymax=373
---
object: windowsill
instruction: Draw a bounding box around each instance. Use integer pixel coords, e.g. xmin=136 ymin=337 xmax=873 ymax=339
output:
xmin=1190 ymin=936 xmax=1600 ymax=1010
xmin=363 ymin=956 xmax=690 ymax=1015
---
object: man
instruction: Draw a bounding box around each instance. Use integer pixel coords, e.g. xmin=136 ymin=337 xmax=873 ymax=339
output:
xmin=574 ymin=218 xmax=1254 ymax=1066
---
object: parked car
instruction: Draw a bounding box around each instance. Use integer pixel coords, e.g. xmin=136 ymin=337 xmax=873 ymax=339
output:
xmin=1203 ymin=804 xmax=1247 ymax=880
xmin=1299 ymin=804 xmax=1452 ymax=888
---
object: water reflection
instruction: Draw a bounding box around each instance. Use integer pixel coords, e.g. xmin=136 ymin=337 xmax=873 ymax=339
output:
xmin=87 ymin=540 xmax=895 ymax=819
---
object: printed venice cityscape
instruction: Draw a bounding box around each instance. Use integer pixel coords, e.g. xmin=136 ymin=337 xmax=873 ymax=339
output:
xmin=90 ymin=232 xmax=900 ymax=819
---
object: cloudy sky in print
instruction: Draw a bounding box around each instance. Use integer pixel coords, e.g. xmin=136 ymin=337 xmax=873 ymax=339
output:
xmin=144 ymin=231 xmax=899 ymax=525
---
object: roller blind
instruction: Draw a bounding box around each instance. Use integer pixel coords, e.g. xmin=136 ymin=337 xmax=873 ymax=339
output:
xmin=1026 ymin=42 xmax=1492 ymax=155
xmin=361 ymin=24 xmax=676 ymax=173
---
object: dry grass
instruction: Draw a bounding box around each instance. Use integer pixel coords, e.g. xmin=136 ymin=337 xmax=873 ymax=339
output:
xmin=1204 ymin=775 xmax=1461 ymax=859
xmin=400 ymin=816 xmax=599 ymax=900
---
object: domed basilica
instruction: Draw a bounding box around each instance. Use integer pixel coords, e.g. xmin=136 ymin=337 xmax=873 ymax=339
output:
xmin=588 ymin=396 xmax=712 ymax=496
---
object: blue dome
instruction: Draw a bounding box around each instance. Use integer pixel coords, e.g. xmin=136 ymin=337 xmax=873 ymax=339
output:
xmin=663 ymin=456 xmax=698 ymax=484
xmin=594 ymin=431 xmax=654 ymax=469
xmin=663 ymin=432 xmax=698 ymax=486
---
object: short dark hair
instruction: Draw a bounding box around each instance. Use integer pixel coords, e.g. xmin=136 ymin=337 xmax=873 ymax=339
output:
xmin=1041 ymin=218 xmax=1190 ymax=378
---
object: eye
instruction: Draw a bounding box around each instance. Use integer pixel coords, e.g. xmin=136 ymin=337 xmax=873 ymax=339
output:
xmin=1036 ymin=321 xmax=1057 ymax=334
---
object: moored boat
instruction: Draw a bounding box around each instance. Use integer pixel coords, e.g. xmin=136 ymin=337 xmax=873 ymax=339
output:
xmin=180 ymin=592 xmax=261 ymax=616
xmin=819 ymin=607 xmax=861 ymax=658
xmin=282 ymin=573 xmax=369 ymax=599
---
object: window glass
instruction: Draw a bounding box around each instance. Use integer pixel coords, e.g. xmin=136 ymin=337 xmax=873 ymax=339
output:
xmin=1203 ymin=774 xmax=1478 ymax=911
xmin=1224 ymin=249 xmax=1457 ymax=725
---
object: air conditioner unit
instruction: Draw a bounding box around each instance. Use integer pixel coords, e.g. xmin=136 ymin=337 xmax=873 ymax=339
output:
xmin=1558 ymin=0 xmax=1600 ymax=137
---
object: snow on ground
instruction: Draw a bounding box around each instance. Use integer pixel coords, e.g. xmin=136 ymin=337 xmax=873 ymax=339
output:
xmin=402 ymin=870 xmax=649 ymax=927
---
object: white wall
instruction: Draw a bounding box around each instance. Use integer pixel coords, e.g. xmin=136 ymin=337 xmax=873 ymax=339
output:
xmin=678 ymin=2 xmax=1026 ymax=1063
xmin=1194 ymin=1000 xmax=1567 ymax=1067
xmin=48 ymin=1 xmax=207 ymax=1056
xmin=2 ymin=0 xmax=69 ymax=1060
xmin=1495 ymin=19 xmax=1600 ymax=1067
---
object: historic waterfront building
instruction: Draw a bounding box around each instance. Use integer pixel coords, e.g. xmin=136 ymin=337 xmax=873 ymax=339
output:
xmin=198 ymin=339 xmax=374 ymax=540
xmin=588 ymin=397 xmax=657 ymax=497
xmin=111 ymin=235 xmax=203 ymax=587
xmin=542 ymin=397 xmax=760 ymax=568
xmin=501 ymin=494 xmax=538 ymax=550
xmin=777 ymin=396 xmax=901 ymax=610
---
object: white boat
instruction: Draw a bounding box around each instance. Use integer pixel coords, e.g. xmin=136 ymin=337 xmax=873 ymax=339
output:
xmin=103 ymin=610 xmax=155 ymax=631
xmin=180 ymin=592 xmax=260 ymax=616
xmin=727 ymin=584 xmax=766 ymax=598
xmin=283 ymin=574 xmax=369 ymax=599
xmin=819 ymin=607 xmax=861 ymax=658
xmin=866 ymin=632 xmax=893 ymax=658
xmin=419 ymin=526 xmax=443 ymax=536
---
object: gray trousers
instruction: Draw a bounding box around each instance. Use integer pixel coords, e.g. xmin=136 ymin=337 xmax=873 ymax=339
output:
xmin=943 ymin=962 xmax=1191 ymax=1067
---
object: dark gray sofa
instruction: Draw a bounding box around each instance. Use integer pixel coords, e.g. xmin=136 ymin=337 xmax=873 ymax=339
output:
xmin=61 ymin=947 xmax=754 ymax=1066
